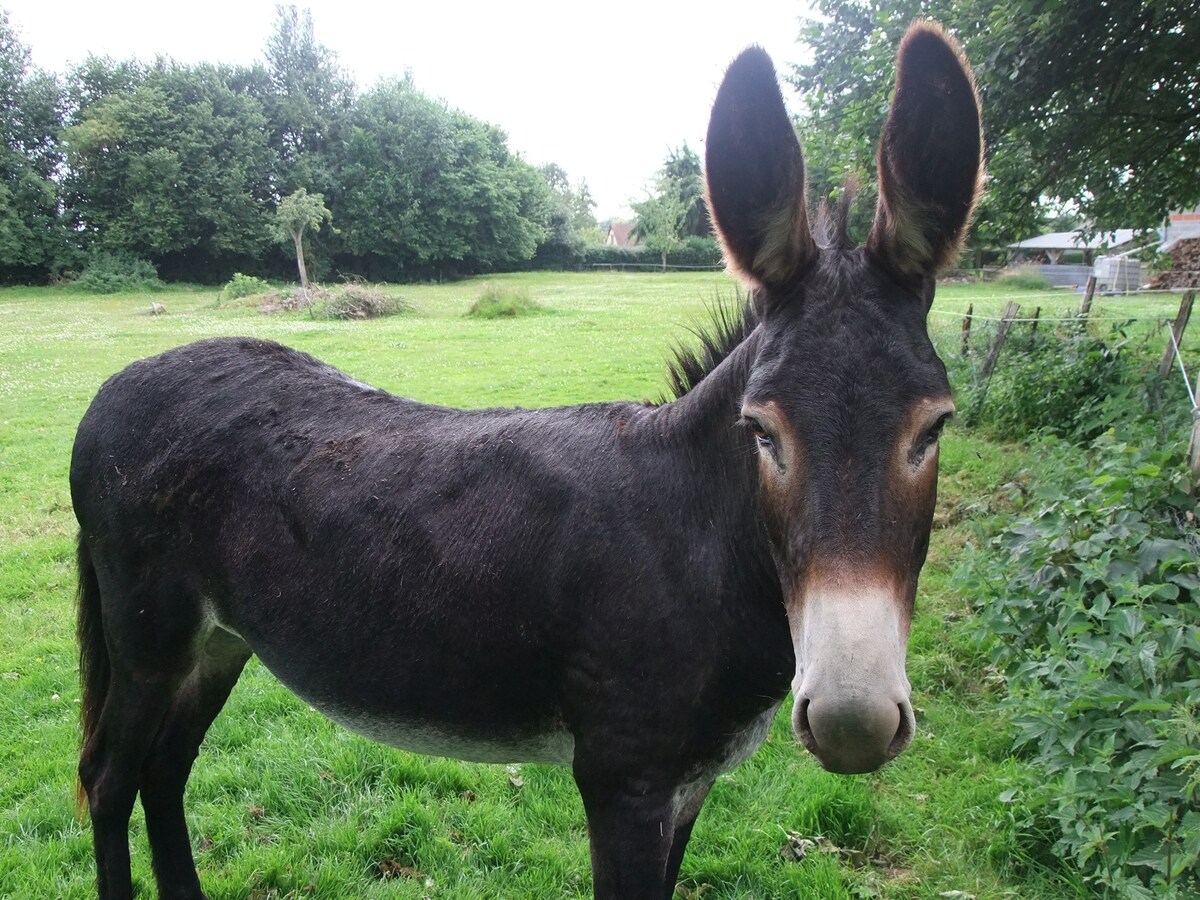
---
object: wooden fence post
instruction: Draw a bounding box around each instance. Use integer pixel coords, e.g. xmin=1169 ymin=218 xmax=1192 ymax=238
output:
xmin=980 ymin=301 xmax=1020 ymax=381
xmin=961 ymin=303 xmax=973 ymax=356
xmin=1159 ymin=291 xmax=1195 ymax=380
xmin=1029 ymin=307 xmax=1041 ymax=350
xmin=1079 ymin=275 xmax=1097 ymax=319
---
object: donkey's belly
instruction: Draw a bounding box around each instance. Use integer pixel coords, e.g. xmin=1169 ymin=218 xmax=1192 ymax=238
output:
xmin=315 ymin=701 xmax=576 ymax=766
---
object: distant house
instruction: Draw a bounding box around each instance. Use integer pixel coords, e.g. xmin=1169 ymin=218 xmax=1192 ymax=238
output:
xmin=604 ymin=221 xmax=638 ymax=248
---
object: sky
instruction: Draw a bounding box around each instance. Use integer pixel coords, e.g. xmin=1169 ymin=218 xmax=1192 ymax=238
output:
xmin=4 ymin=0 xmax=814 ymax=221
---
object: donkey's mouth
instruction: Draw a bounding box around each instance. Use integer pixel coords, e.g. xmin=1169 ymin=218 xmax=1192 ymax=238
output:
xmin=793 ymin=693 xmax=914 ymax=774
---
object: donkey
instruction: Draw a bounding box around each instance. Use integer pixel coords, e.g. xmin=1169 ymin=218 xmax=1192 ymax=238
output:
xmin=71 ymin=22 xmax=982 ymax=899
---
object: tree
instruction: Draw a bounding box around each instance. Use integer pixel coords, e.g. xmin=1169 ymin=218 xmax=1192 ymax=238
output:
xmin=332 ymin=77 xmax=546 ymax=279
xmin=263 ymin=4 xmax=354 ymax=195
xmin=660 ymin=144 xmax=708 ymax=238
xmin=792 ymin=1 xmax=1200 ymax=243
xmin=633 ymin=175 xmax=687 ymax=271
xmin=273 ymin=187 xmax=330 ymax=291
xmin=62 ymin=59 xmax=274 ymax=279
xmin=0 ymin=10 xmax=66 ymax=280
xmin=533 ymin=163 xmax=599 ymax=266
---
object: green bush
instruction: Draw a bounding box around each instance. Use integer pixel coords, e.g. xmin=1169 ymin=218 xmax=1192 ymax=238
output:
xmin=219 ymin=272 xmax=272 ymax=302
xmin=76 ymin=251 xmax=161 ymax=294
xmin=961 ymin=326 xmax=1133 ymax=441
xmin=313 ymin=285 xmax=411 ymax=320
xmin=957 ymin=429 xmax=1200 ymax=897
xmin=998 ymin=269 xmax=1053 ymax=290
xmin=466 ymin=285 xmax=544 ymax=318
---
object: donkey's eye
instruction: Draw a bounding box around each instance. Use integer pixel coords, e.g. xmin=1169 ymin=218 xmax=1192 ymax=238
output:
xmin=739 ymin=415 xmax=768 ymax=441
xmin=740 ymin=415 xmax=773 ymax=446
xmin=912 ymin=414 xmax=952 ymax=463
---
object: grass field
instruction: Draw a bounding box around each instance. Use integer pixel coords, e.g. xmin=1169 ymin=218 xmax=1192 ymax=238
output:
xmin=2 ymin=271 xmax=1193 ymax=898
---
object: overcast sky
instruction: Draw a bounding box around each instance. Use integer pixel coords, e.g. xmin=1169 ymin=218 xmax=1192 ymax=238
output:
xmin=4 ymin=0 xmax=814 ymax=220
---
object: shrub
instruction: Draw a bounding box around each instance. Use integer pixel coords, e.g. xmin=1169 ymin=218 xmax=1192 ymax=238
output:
xmin=219 ymin=272 xmax=272 ymax=302
xmin=957 ymin=428 xmax=1200 ymax=897
xmin=77 ymin=251 xmax=161 ymax=294
xmin=998 ymin=269 xmax=1053 ymax=290
xmin=960 ymin=325 xmax=1133 ymax=442
xmin=466 ymin=285 xmax=544 ymax=318
xmin=313 ymin=284 xmax=411 ymax=320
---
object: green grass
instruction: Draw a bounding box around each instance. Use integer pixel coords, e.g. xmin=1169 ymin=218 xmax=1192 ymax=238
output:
xmin=4 ymin=271 xmax=1191 ymax=898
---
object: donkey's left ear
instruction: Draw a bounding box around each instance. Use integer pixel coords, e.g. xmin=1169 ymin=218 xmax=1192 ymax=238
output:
xmin=868 ymin=22 xmax=984 ymax=279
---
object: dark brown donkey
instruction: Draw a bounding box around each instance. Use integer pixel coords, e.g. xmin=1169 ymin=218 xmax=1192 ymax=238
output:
xmin=72 ymin=22 xmax=982 ymax=899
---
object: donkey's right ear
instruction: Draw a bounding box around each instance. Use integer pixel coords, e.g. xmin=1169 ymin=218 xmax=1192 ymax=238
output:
xmin=705 ymin=47 xmax=815 ymax=293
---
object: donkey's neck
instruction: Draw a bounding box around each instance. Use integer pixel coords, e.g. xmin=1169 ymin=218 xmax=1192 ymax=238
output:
xmin=651 ymin=326 xmax=762 ymax=449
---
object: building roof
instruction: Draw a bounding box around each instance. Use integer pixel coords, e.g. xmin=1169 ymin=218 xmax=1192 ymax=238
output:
xmin=1009 ymin=229 xmax=1137 ymax=251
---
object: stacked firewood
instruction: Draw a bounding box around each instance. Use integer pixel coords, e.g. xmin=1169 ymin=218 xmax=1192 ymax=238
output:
xmin=1150 ymin=238 xmax=1200 ymax=288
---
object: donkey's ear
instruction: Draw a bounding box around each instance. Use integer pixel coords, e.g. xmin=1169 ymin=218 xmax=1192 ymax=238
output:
xmin=868 ymin=22 xmax=983 ymax=278
xmin=705 ymin=47 xmax=815 ymax=292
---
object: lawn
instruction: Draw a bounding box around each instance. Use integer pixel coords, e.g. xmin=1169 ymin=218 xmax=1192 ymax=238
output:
xmin=5 ymin=270 xmax=1187 ymax=898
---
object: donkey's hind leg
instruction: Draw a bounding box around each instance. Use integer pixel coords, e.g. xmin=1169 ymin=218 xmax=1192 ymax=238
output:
xmin=80 ymin=662 xmax=190 ymax=900
xmin=141 ymin=628 xmax=250 ymax=900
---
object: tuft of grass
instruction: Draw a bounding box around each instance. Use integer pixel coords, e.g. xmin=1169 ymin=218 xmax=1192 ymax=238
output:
xmin=466 ymin=284 xmax=545 ymax=318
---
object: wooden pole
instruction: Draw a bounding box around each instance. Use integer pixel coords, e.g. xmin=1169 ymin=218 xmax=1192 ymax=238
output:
xmin=980 ymin=301 xmax=1020 ymax=381
xmin=1079 ymin=275 xmax=1097 ymax=319
xmin=1159 ymin=291 xmax=1195 ymax=380
xmin=1029 ymin=307 xmax=1041 ymax=350
xmin=961 ymin=303 xmax=973 ymax=357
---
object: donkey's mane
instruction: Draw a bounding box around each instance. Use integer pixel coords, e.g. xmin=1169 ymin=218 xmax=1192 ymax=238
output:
xmin=663 ymin=293 xmax=757 ymax=401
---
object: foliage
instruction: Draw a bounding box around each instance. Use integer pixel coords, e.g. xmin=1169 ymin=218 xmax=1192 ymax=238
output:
xmin=532 ymin=163 xmax=599 ymax=267
xmin=219 ymin=272 xmax=272 ymax=302
xmin=331 ymin=77 xmax=547 ymax=280
xmin=466 ymin=284 xmax=544 ymax=318
xmin=0 ymin=10 xmax=66 ymax=280
xmin=633 ymin=175 xmax=688 ymax=272
xmin=262 ymin=4 xmax=353 ymax=196
xmin=61 ymin=57 xmax=274 ymax=279
xmin=997 ymin=270 xmax=1051 ymax=291
xmin=312 ymin=284 xmax=411 ymax=320
xmin=76 ymin=250 xmax=161 ymax=293
xmin=658 ymin=144 xmax=708 ymax=239
xmin=959 ymin=324 xmax=1134 ymax=441
xmin=792 ymin=0 xmax=1200 ymax=244
xmin=957 ymin=426 xmax=1200 ymax=896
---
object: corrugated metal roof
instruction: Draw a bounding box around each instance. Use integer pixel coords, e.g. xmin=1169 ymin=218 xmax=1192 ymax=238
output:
xmin=1009 ymin=229 xmax=1136 ymax=251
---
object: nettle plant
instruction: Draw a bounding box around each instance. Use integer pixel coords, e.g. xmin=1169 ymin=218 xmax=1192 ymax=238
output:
xmin=958 ymin=429 xmax=1200 ymax=897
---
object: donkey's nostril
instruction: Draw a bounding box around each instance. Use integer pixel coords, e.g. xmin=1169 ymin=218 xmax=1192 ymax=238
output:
xmin=887 ymin=700 xmax=915 ymax=759
xmin=794 ymin=697 xmax=818 ymax=754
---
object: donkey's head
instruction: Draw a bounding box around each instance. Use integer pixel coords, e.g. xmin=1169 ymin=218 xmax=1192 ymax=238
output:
xmin=706 ymin=23 xmax=982 ymax=774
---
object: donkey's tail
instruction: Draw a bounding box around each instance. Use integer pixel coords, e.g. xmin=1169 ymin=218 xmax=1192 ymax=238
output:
xmin=76 ymin=533 xmax=108 ymax=812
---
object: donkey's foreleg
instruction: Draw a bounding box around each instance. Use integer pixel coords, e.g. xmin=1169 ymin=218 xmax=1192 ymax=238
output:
xmin=574 ymin=766 xmax=682 ymax=900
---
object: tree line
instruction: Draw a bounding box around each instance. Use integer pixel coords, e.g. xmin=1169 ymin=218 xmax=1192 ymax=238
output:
xmin=0 ymin=6 xmax=599 ymax=285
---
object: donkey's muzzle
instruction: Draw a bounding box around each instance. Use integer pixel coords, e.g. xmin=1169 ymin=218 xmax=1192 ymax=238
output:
xmin=788 ymin=582 xmax=914 ymax=774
